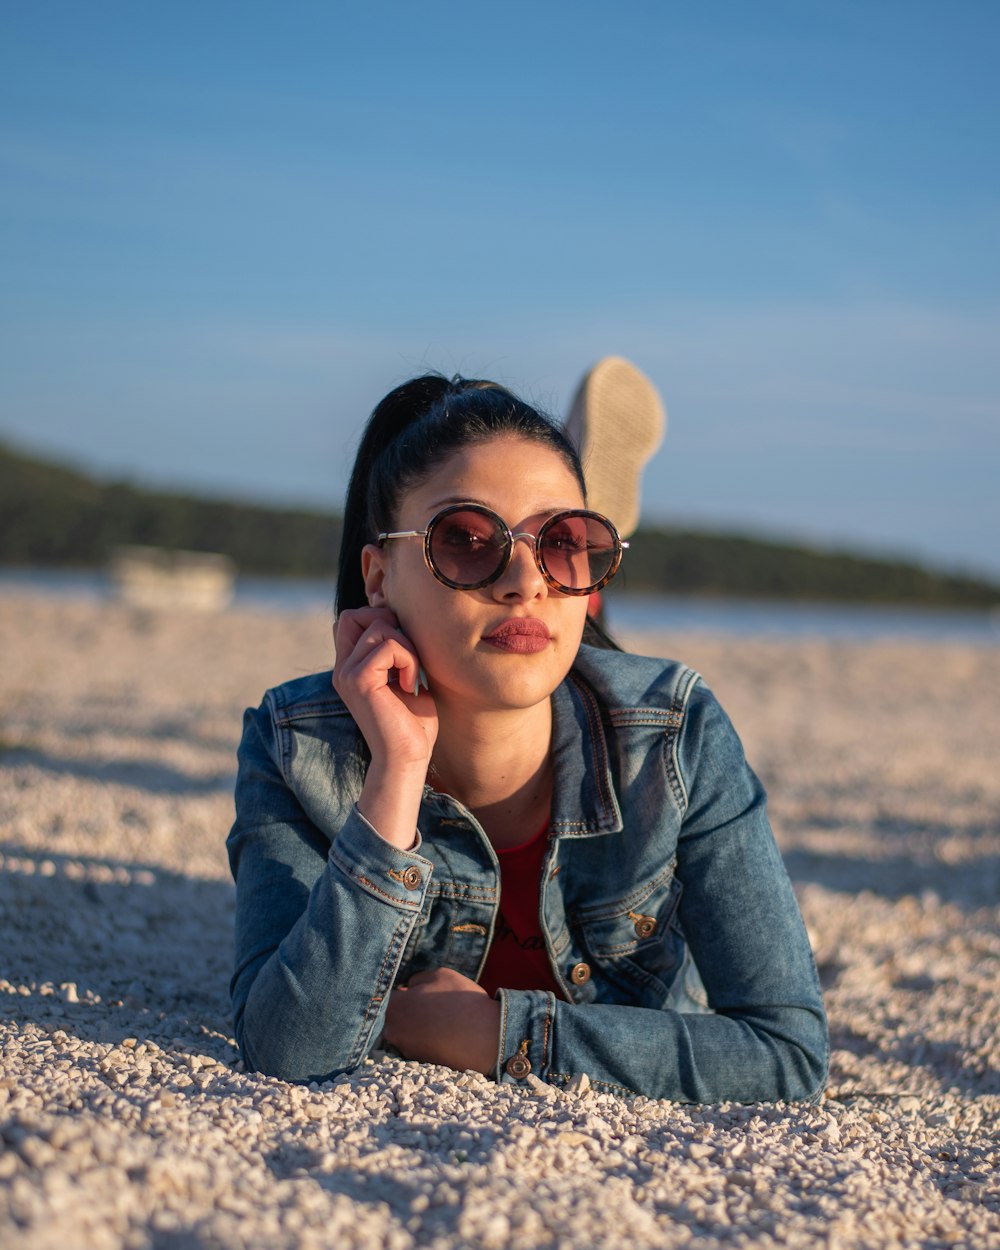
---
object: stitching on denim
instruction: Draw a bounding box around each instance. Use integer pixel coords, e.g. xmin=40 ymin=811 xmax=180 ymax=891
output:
xmin=429 ymin=882 xmax=498 ymax=902
xmin=275 ymin=700 xmax=353 ymax=726
xmin=596 ymin=938 xmax=644 ymax=956
xmin=349 ymin=917 xmax=410 ymax=1066
xmin=541 ymin=995 xmax=552 ymax=1068
xmin=607 ymin=711 xmax=680 ymax=727
xmin=660 ymin=680 xmax=690 ymax=805
xmin=330 ymin=850 xmax=420 ymax=910
xmin=573 ymin=857 xmax=678 ymax=921
xmin=582 ymin=680 xmax=613 ymax=812
xmin=661 ymin=694 xmax=686 ymax=809
xmin=498 ymin=993 xmax=509 ymax=1078
xmin=353 ymin=921 xmax=404 ymax=1055
xmin=566 ymin=673 xmax=614 ymax=814
xmin=451 ymin=923 xmax=487 ymax=935
xmin=661 ymin=731 xmax=681 ymax=809
xmin=548 ymin=1071 xmax=638 ymax=1097
xmin=354 ymin=874 xmax=417 ymax=905
xmin=590 ymin=1077 xmax=640 ymax=1098
xmin=265 ymin=690 xmax=294 ymax=785
xmin=666 ymin=668 xmax=700 ymax=811
xmin=275 ymin=710 xmax=353 ymax=727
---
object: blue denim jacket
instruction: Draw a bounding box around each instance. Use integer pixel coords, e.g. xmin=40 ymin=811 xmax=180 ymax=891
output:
xmin=228 ymin=645 xmax=828 ymax=1102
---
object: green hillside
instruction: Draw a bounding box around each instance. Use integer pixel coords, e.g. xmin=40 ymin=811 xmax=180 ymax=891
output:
xmin=1 ymin=438 xmax=997 ymax=605
xmin=621 ymin=527 xmax=999 ymax=606
xmin=0 ymin=441 xmax=341 ymax=576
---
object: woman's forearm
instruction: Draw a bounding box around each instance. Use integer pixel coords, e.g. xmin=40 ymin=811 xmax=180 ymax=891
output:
xmin=231 ymin=804 xmax=433 ymax=1083
xmin=494 ymin=990 xmax=828 ymax=1102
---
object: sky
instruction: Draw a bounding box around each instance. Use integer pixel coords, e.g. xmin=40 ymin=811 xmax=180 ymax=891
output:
xmin=2 ymin=2 xmax=999 ymax=577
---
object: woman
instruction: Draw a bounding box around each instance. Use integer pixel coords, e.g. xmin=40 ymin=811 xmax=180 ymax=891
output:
xmin=227 ymin=374 xmax=828 ymax=1101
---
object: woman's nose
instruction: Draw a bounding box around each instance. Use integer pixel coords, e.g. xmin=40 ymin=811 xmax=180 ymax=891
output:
xmin=493 ymin=533 xmax=546 ymax=598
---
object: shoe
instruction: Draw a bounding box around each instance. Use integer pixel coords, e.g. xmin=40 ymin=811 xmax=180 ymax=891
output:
xmin=563 ymin=356 xmax=666 ymax=538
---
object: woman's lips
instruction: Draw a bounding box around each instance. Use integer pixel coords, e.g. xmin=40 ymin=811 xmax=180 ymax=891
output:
xmin=482 ymin=618 xmax=552 ymax=653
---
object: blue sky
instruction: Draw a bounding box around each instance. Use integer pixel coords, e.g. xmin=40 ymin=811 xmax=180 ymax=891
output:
xmin=2 ymin=2 xmax=998 ymax=577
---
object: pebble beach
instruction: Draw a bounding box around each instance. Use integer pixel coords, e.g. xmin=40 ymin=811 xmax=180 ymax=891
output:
xmin=1 ymin=591 xmax=997 ymax=1250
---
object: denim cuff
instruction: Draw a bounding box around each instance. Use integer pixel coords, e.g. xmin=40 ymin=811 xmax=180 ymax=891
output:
xmin=494 ymin=988 xmax=559 ymax=1085
xmin=328 ymin=804 xmax=433 ymax=911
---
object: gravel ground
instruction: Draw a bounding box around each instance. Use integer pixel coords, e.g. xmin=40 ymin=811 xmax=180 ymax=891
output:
xmin=1 ymin=592 xmax=997 ymax=1250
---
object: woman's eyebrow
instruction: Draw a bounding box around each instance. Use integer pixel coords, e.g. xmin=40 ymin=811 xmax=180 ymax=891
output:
xmin=425 ymin=495 xmax=479 ymax=509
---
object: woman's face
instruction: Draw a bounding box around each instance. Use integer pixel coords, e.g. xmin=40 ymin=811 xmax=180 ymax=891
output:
xmin=363 ymin=436 xmax=591 ymax=715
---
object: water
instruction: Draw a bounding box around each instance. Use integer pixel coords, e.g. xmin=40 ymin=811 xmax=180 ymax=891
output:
xmin=604 ymin=592 xmax=1000 ymax=645
xmin=1 ymin=569 xmax=997 ymax=645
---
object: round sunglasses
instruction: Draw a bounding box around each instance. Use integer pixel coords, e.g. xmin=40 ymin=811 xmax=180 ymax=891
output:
xmin=378 ymin=503 xmax=627 ymax=595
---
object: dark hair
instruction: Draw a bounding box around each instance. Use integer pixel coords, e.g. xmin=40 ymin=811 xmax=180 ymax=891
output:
xmin=335 ymin=373 xmax=619 ymax=648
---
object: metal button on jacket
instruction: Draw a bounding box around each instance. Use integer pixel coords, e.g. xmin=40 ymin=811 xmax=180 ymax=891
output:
xmin=400 ymin=866 xmax=422 ymax=890
xmin=570 ymin=962 xmax=591 ymax=985
xmin=633 ymin=914 xmax=657 ymax=939
xmin=505 ymin=1046 xmax=531 ymax=1078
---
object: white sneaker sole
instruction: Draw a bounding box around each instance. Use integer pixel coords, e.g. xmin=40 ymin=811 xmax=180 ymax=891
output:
xmin=564 ymin=356 xmax=666 ymax=537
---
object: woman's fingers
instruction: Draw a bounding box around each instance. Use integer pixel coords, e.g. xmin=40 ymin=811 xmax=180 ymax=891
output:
xmin=350 ymin=634 xmax=421 ymax=696
xmin=334 ymin=606 xmax=406 ymax=667
xmin=334 ymin=604 xmax=399 ymax=646
xmin=334 ymin=609 xmax=421 ymax=695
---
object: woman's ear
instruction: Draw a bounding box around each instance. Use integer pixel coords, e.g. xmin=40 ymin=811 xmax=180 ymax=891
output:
xmin=361 ymin=544 xmax=389 ymax=607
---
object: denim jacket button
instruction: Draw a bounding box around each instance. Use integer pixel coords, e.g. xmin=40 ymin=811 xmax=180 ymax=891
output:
xmin=400 ymin=866 xmax=422 ymax=890
xmin=570 ymin=962 xmax=591 ymax=985
xmin=634 ymin=915 xmax=656 ymax=939
xmin=505 ymin=1053 xmax=531 ymax=1079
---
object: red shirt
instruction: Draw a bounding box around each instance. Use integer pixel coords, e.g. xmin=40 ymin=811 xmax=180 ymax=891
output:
xmin=479 ymin=821 xmax=564 ymax=999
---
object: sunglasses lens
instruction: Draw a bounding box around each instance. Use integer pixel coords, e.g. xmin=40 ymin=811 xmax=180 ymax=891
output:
xmin=428 ymin=509 xmax=507 ymax=586
xmin=540 ymin=515 xmax=619 ymax=592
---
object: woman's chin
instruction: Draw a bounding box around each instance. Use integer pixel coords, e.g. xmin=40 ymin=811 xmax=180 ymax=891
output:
xmin=432 ymin=652 xmax=575 ymax=713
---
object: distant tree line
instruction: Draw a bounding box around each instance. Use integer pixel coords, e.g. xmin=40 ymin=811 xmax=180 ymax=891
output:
xmin=1 ymin=441 xmax=341 ymax=576
xmin=620 ymin=528 xmax=998 ymax=606
xmin=2 ymin=438 xmax=998 ymax=605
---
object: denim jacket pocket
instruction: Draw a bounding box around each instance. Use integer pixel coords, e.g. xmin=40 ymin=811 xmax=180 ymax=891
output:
xmin=398 ymin=890 xmax=496 ymax=985
xmin=574 ymin=860 xmax=685 ymax=1005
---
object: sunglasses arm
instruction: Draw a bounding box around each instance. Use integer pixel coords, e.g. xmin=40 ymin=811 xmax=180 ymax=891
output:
xmin=377 ymin=530 xmax=428 ymax=544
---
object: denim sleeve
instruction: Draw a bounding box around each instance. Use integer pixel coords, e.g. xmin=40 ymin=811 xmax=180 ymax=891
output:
xmin=226 ymin=700 xmax=432 ymax=1083
xmin=495 ymin=684 xmax=828 ymax=1102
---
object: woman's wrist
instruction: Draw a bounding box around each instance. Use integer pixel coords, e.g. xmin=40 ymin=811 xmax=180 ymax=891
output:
xmin=357 ymin=761 xmax=428 ymax=851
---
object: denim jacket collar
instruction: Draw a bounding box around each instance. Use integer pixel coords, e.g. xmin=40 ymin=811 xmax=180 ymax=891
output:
xmin=550 ymin=672 xmax=623 ymax=839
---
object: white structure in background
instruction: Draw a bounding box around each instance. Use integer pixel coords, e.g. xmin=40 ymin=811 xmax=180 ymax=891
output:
xmin=109 ymin=546 xmax=235 ymax=611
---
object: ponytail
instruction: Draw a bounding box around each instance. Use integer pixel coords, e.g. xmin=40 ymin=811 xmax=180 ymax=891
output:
xmin=336 ymin=375 xmax=454 ymax=613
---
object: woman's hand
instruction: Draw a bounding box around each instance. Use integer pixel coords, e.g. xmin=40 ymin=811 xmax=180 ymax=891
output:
xmin=333 ymin=606 xmax=439 ymax=849
xmin=333 ymin=606 xmax=437 ymax=768
xmin=384 ymin=968 xmax=502 ymax=1076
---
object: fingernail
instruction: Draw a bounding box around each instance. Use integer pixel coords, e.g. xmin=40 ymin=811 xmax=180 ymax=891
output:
xmin=419 ymin=665 xmax=429 ymax=692
xmin=412 ymin=670 xmax=421 ymax=697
